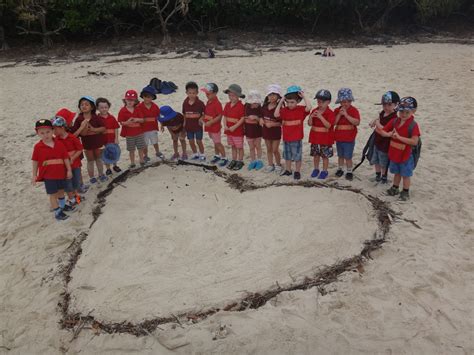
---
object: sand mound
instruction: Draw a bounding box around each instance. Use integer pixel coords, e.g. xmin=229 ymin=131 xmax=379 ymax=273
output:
xmin=68 ymin=164 xmax=378 ymax=322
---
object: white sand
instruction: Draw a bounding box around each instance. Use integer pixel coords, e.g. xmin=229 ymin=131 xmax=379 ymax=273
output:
xmin=0 ymin=42 xmax=473 ymax=354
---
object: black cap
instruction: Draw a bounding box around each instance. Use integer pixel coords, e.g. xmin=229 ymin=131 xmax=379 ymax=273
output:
xmin=35 ymin=119 xmax=53 ymax=130
xmin=314 ymin=89 xmax=332 ymax=101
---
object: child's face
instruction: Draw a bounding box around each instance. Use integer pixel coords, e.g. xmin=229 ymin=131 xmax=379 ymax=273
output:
xmin=37 ymin=127 xmax=53 ymax=141
xmin=398 ymin=109 xmax=414 ymax=120
xmin=80 ymin=100 xmax=93 ymax=113
xmin=250 ymin=103 xmax=260 ymax=109
xmin=340 ymin=100 xmax=352 ymax=109
xmin=186 ymin=88 xmax=198 ymax=100
xmin=142 ymin=94 xmax=153 ymax=104
xmin=267 ymin=93 xmax=279 ymax=104
xmin=228 ymin=92 xmax=239 ymax=103
xmin=53 ymin=126 xmax=66 ymax=137
xmin=317 ymin=99 xmax=329 ymax=109
xmin=206 ymin=92 xmax=217 ymax=100
xmin=124 ymin=99 xmax=135 ymax=108
xmin=383 ymin=103 xmax=397 ymax=114
xmin=286 ymin=99 xmax=298 ymax=109
xmin=97 ymin=102 xmax=110 ymax=116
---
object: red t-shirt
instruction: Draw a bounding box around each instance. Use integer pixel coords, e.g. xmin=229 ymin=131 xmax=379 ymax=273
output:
xmin=71 ymin=113 xmax=105 ymax=150
xmin=183 ymin=97 xmax=205 ymax=132
xmin=224 ymin=101 xmax=245 ymax=137
xmin=102 ymin=114 xmax=120 ymax=144
xmin=383 ymin=115 xmax=421 ymax=163
xmin=280 ymin=105 xmax=307 ymax=142
xmin=308 ymin=107 xmax=335 ymax=146
xmin=244 ymin=104 xmax=263 ymax=138
xmin=31 ymin=138 xmax=69 ymax=181
xmin=56 ymin=133 xmax=83 ymax=169
xmin=118 ymin=106 xmax=144 ymax=137
xmin=203 ymin=98 xmax=223 ymax=133
xmin=136 ymin=102 xmax=160 ymax=132
xmin=334 ymin=105 xmax=360 ymax=142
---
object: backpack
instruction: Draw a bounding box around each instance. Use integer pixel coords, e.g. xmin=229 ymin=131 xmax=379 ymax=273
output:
xmin=392 ymin=117 xmax=422 ymax=169
xmin=353 ymin=131 xmax=375 ymax=172
xmin=149 ymin=77 xmax=178 ymax=95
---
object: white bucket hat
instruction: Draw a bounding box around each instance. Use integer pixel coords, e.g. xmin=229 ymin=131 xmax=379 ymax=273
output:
xmin=266 ymin=84 xmax=282 ymax=97
xmin=247 ymin=90 xmax=262 ymax=104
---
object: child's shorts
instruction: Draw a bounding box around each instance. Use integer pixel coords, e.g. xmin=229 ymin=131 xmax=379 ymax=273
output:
xmin=310 ymin=144 xmax=333 ymax=158
xmin=227 ymin=135 xmax=244 ymax=149
xmin=370 ymin=146 xmax=389 ymax=168
xmin=126 ymin=134 xmax=146 ymax=152
xmin=208 ymin=132 xmax=221 ymax=144
xmin=65 ymin=168 xmax=81 ymax=193
xmin=283 ymin=140 xmax=302 ymax=161
xmin=44 ymin=179 xmax=65 ymax=195
xmin=143 ymin=130 xmax=158 ymax=145
xmin=336 ymin=141 xmax=356 ymax=159
xmin=187 ymin=130 xmax=203 ymax=140
xmin=389 ymin=155 xmax=414 ymax=177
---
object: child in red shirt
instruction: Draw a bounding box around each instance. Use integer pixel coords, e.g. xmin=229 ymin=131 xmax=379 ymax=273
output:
xmin=260 ymin=84 xmax=283 ymax=173
xmin=118 ymin=90 xmax=146 ymax=168
xmin=308 ymin=89 xmax=335 ymax=180
xmin=376 ymin=97 xmax=421 ymax=201
xmin=96 ymin=97 xmax=121 ymax=175
xmin=71 ymin=96 xmax=107 ymax=184
xmin=334 ymin=88 xmax=361 ymax=181
xmin=223 ymin=84 xmax=246 ymax=170
xmin=275 ymin=86 xmax=311 ymax=180
xmin=31 ymin=119 xmax=72 ymax=221
xmin=245 ymin=90 xmax=264 ymax=171
xmin=136 ymin=86 xmax=164 ymax=162
xmin=183 ymin=81 xmax=206 ymax=161
xmin=201 ymin=83 xmax=228 ymax=166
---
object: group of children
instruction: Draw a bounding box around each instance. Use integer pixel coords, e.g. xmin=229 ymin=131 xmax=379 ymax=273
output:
xmin=31 ymin=83 xmax=421 ymax=220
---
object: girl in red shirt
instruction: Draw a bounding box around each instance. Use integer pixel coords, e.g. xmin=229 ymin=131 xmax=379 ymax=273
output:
xmin=260 ymin=84 xmax=283 ymax=173
xmin=244 ymin=90 xmax=264 ymax=171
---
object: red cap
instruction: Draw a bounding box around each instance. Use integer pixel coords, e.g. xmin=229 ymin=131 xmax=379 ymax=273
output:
xmin=55 ymin=108 xmax=76 ymax=126
xmin=124 ymin=90 xmax=138 ymax=100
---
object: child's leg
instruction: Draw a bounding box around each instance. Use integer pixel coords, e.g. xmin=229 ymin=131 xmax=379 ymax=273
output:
xmin=237 ymin=147 xmax=244 ymax=161
xmin=172 ymin=138 xmax=179 ymax=155
xmin=346 ymin=158 xmax=353 ymax=171
xmin=49 ymin=193 xmax=60 ymax=209
xmin=322 ymin=157 xmax=329 ymax=172
xmin=285 ymin=159 xmax=292 ymax=171
xmin=84 ymin=150 xmax=95 ymax=178
xmin=57 ymin=189 xmax=66 ymax=209
xmin=402 ymin=176 xmax=411 ymax=190
xmin=217 ymin=142 xmax=226 ymax=158
xmin=197 ymin=139 xmax=205 ymax=154
xmin=153 ymin=143 xmax=159 ymax=154
xmin=248 ymin=139 xmax=256 ymax=161
xmin=295 ymin=160 xmax=302 ymax=172
xmin=265 ymin=139 xmax=274 ymax=165
xmin=393 ymin=174 xmax=402 ymax=187
xmin=375 ymin=163 xmax=381 ymax=174
xmin=255 ymin=137 xmax=262 ymax=159
xmin=179 ymin=138 xmax=187 ymax=156
xmin=273 ymin=140 xmax=281 ymax=166
xmin=189 ymin=139 xmax=197 ymax=154
xmin=313 ymin=154 xmax=321 ymax=169
xmin=143 ymin=146 xmax=148 ymax=158
xmin=105 ymin=163 xmax=111 ymax=170
xmin=138 ymin=148 xmax=145 ymax=163
xmin=94 ymin=149 xmax=104 ymax=176
xmin=129 ymin=150 xmax=136 ymax=165
xmin=231 ymin=146 xmax=237 ymax=160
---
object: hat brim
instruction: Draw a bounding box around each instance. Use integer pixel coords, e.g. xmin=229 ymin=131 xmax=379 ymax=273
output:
xmin=101 ymin=144 xmax=121 ymax=164
xmin=223 ymin=89 xmax=245 ymax=98
xmin=140 ymin=92 xmax=157 ymax=100
xmin=266 ymin=91 xmax=282 ymax=97
xmin=158 ymin=113 xmax=177 ymax=123
xmin=200 ymin=88 xmax=214 ymax=94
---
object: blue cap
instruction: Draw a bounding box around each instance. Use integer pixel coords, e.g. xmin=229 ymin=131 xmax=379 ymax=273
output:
xmin=286 ymin=85 xmax=302 ymax=95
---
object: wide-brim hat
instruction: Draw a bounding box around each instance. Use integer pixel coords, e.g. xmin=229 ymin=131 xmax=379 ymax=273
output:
xmin=158 ymin=105 xmax=178 ymax=122
xmin=223 ymin=84 xmax=245 ymax=98
xmin=140 ymin=85 xmax=157 ymax=100
xmin=266 ymin=84 xmax=282 ymax=97
xmin=335 ymin=88 xmax=354 ymax=104
xmin=78 ymin=96 xmax=96 ymax=109
xmin=247 ymin=90 xmax=262 ymax=104
xmin=285 ymin=85 xmax=302 ymax=96
xmin=102 ymin=143 xmax=121 ymax=165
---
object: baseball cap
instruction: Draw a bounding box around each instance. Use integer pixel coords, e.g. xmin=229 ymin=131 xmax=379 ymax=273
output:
xmin=35 ymin=119 xmax=53 ymax=130
xmin=376 ymin=91 xmax=400 ymax=105
xmin=396 ymin=96 xmax=418 ymax=111
xmin=201 ymin=83 xmax=218 ymax=94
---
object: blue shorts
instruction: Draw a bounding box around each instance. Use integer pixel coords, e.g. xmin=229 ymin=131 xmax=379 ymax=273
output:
xmin=65 ymin=168 xmax=82 ymax=193
xmin=283 ymin=140 xmax=302 ymax=162
xmin=389 ymin=155 xmax=414 ymax=177
xmin=187 ymin=130 xmax=203 ymax=140
xmin=44 ymin=179 xmax=65 ymax=195
xmin=370 ymin=146 xmax=389 ymax=168
xmin=336 ymin=141 xmax=356 ymax=160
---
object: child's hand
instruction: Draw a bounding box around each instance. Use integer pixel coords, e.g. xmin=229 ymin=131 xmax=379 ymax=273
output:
xmin=298 ymin=91 xmax=305 ymax=98
xmin=31 ymin=177 xmax=36 ymax=186
xmin=369 ymin=119 xmax=376 ymax=128
xmin=339 ymin=108 xmax=347 ymax=116
xmin=66 ymin=170 xmax=72 ymax=179
xmin=392 ymin=131 xmax=400 ymax=139
xmin=229 ymin=126 xmax=235 ymax=132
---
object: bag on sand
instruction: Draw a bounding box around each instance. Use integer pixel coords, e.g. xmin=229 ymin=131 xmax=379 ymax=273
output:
xmin=149 ymin=78 xmax=178 ymax=95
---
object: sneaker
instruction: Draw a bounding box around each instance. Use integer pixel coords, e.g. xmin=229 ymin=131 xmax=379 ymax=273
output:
xmin=99 ymin=175 xmax=108 ymax=182
xmin=294 ymin=171 xmax=301 ymax=180
xmin=211 ymin=155 xmax=221 ymax=164
xmin=113 ymin=165 xmax=122 ymax=173
xmin=399 ymin=190 xmax=410 ymax=201
xmin=247 ymin=160 xmax=256 ymax=171
xmin=78 ymin=184 xmax=89 ymax=194
xmin=274 ymin=165 xmax=283 ymax=173
xmin=63 ymin=203 xmax=76 ymax=212
xmin=227 ymin=160 xmax=237 ymax=170
xmin=254 ymin=160 xmax=264 ymax=170
xmin=55 ymin=209 xmax=69 ymax=221
xmin=199 ymin=154 xmax=207 ymax=161
xmin=233 ymin=161 xmax=244 ymax=170
xmin=170 ymin=153 xmax=180 ymax=161
xmin=311 ymin=169 xmax=320 ymax=178
xmin=140 ymin=161 xmax=146 ymax=167
xmin=105 ymin=169 xmax=113 ymax=176
xmin=318 ymin=170 xmax=329 ymax=179
xmin=191 ymin=153 xmax=200 ymax=160
xmin=375 ymin=173 xmax=381 ymax=182
xmin=144 ymin=156 xmax=151 ymax=163
xmin=156 ymin=152 xmax=165 ymax=160
xmin=264 ymin=165 xmax=275 ymax=173
xmin=387 ymin=186 xmax=400 ymax=196
xmin=345 ymin=172 xmax=353 ymax=181
xmin=181 ymin=154 xmax=188 ymax=160
xmin=218 ymin=158 xmax=229 ymax=167
xmin=89 ymin=177 xmax=97 ymax=184
xmin=129 ymin=163 xmax=136 ymax=169
xmin=335 ymin=169 xmax=344 ymax=177
xmin=280 ymin=170 xmax=292 ymax=177
xmin=381 ymin=175 xmax=388 ymax=184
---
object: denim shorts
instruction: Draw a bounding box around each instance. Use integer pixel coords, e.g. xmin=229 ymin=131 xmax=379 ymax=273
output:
xmin=44 ymin=179 xmax=65 ymax=195
xmin=389 ymin=155 xmax=414 ymax=177
xmin=336 ymin=141 xmax=356 ymax=159
xmin=370 ymin=146 xmax=389 ymax=167
xmin=65 ymin=167 xmax=82 ymax=193
xmin=283 ymin=140 xmax=303 ymax=161
xmin=187 ymin=130 xmax=203 ymax=140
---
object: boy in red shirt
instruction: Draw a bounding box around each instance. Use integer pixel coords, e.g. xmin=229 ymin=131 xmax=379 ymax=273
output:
xmin=31 ymin=119 xmax=72 ymax=221
xmin=308 ymin=89 xmax=335 ymax=180
xmin=223 ymin=84 xmax=246 ymax=170
xmin=118 ymin=90 xmax=146 ymax=168
xmin=334 ymin=88 xmax=361 ymax=181
xmin=183 ymin=81 xmax=206 ymax=161
xmin=136 ymin=85 xmax=164 ymax=162
xmin=96 ymin=97 xmax=122 ymax=175
xmin=376 ymin=97 xmax=421 ymax=201
xmin=275 ymin=85 xmax=311 ymax=180
xmin=201 ymin=83 xmax=228 ymax=166
xmin=53 ymin=117 xmax=83 ymax=209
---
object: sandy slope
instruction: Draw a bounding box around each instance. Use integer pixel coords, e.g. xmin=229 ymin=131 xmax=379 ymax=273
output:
xmin=0 ymin=42 xmax=473 ymax=354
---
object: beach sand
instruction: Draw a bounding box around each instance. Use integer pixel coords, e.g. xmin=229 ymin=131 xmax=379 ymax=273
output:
xmin=0 ymin=42 xmax=473 ymax=354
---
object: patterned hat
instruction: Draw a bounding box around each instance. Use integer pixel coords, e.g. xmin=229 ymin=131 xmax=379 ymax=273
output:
xmin=52 ymin=116 xmax=68 ymax=127
xmin=335 ymin=88 xmax=354 ymax=104
xmin=396 ymin=97 xmax=417 ymax=111
xmin=315 ymin=89 xmax=332 ymax=101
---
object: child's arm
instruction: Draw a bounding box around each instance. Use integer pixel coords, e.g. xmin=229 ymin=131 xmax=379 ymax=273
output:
xmin=274 ymin=98 xmax=285 ymax=118
xmin=345 ymin=113 xmax=360 ymax=126
xmin=300 ymin=91 xmax=312 ymax=112
xmin=69 ymin=150 xmax=82 ymax=162
xmin=64 ymin=159 xmax=73 ymax=179
xmin=317 ymin=112 xmax=332 ymax=129
xmin=88 ymin=126 xmax=106 ymax=134
xmin=392 ymin=132 xmax=419 ymax=146
xmin=375 ymin=126 xmax=393 ymax=137
xmin=229 ymin=116 xmax=245 ymax=132
xmin=207 ymin=114 xmax=222 ymax=127
xmin=31 ymin=161 xmax=38 ymax=185
xmin=73 ymin=119 xmax=89 ymax=137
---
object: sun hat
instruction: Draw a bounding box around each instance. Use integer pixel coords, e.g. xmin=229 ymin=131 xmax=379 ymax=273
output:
xmin=376 ymin=91 xmax=400 ymax=105
xmin=335 ymin=88 xmax=354 ymax=104
xmin=266 ymin=84 xmax=282 ymax=97
xmin=123 ymin=90 xmax=138 ymax=100
xmin=101 ymin=143 xmax=121 ymax=165
xmin=78 ymin=96 xmax=96 ymax=109
xmin=55 ymin=108 xmax=76 ymax=126
xmin=247 ymin=90 xmax=262 ymax=104
xmin=200 ymin=83 xmax=219 ymax=94
xmin=314 ymin=89 xmax=332 ymax=101
xmin=158 ymin=105 xmax=178 ymax=123
xmin=286 ymin=85 xmax=302 ymax=95
xmin=224 ymin=84 xmax=245 ymax=98
xmin=35 ymin=119 xmax=53 ymax=130
xmin=52 ymin=116 xmax=68 ymax=127
xmin=396 ymin=96 xmax=417 ymax=111
xmin=140 ymin=85 xmax=157 ymax=100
